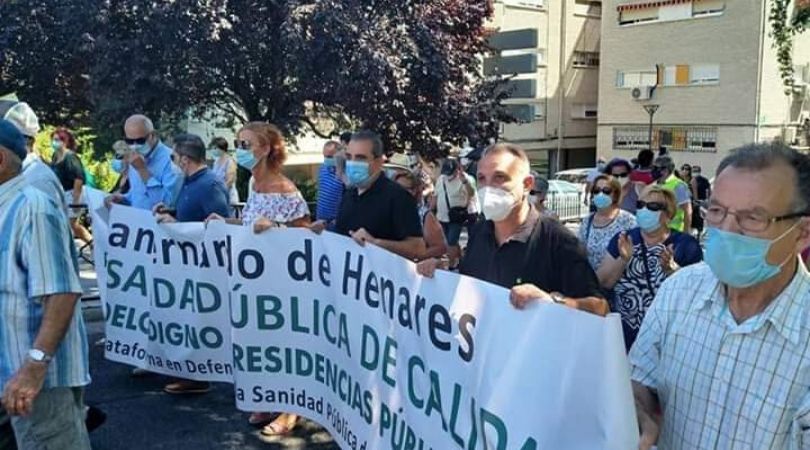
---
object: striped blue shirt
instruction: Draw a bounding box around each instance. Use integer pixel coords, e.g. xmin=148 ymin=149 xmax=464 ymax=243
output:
xmin=0 ymin=175 xmax=90 ymax=389
xmin=316 ymin=164 xmax=343 ymax=222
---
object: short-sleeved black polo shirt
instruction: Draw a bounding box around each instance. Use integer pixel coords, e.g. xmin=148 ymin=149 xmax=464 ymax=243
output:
xmin=459 ymin=210 xmax=603 ymax=299
xmin=335 ymin=174 xmax=423 ymax=241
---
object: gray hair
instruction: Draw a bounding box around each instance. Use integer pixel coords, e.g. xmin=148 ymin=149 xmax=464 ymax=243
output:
xmin=717 ymin=142 xmax=810 ymax=211
xmin=323 ymin=140 xmax=341 ymax=154
xmin=125 ymin=114 xmax=155 ymax=133
xmin=350 ymin=130 xmax=384 ymax=158
xmin=482 ymin=142 xmax=531 ymax=177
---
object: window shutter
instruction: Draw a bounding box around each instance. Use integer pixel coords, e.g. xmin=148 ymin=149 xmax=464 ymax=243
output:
xmin=675 ymin=65 xmax=690 ymax=85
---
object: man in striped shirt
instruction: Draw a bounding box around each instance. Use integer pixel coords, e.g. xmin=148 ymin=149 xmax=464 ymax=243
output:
xmin=315 ymin=140 xmax=344 ymax=229
xmin=0 ymin=119 xmax=91 ymax=449
xmin=632 ymin=143 xmax=810 ymax=450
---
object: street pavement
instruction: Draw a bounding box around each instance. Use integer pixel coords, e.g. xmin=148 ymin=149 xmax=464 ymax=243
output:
xmin=78 ymin=262 xmax=339 ymax=450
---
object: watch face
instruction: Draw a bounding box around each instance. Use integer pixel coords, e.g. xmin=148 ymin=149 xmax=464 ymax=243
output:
xmin=28 ymin=349 xmax=47 ymax=361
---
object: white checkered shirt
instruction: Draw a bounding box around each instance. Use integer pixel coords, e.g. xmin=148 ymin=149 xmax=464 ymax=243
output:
xmin=630 ymin=261 xmax=810 ymax=450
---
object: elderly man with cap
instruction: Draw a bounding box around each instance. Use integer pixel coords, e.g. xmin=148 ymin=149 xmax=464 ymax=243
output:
xmin=0 ymin=119 xmax=91 ymax=449
xmin=0 ymin=100 xmax=67 ymax=214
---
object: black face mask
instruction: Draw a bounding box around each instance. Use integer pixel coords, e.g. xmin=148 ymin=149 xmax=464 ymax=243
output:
xmin=652 ymin=168 xmax=664 ymax=180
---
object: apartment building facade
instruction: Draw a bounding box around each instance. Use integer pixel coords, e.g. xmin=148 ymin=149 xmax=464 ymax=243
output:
xmin=597 ymin=0 xmax=810 ymax=176
xmin=488 ymin=0 xmax=603 ymax=174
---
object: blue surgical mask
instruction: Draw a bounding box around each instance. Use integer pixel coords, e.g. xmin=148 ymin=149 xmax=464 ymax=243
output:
xmin=207 ymin=149 xmax=223 ymax=160
xmin=129 ymin=142 xmax=151 ymax=156
xmin=323 ymin=157 xmax=335 ymax=167
xmin=345 ymin=160 xmax=371 ymax=187
xmin=111 ymin=159 xmax=124 ymax=174
xmin=51 ymin=139 xmax=62 ymax=151
xmin=235 ymin=148 xmax=258 ymax=170
xmin=593 ymin=193 xmax=612 ymax=210
xmin=704 ymin=224 xmax=799 ymax=288
xmin=636 ymin=207 xmax=662 ymax=232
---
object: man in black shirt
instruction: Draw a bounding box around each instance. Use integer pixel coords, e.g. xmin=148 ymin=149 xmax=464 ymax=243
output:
xmin=690 ymin=164 xmax=712 ymax=238
xmin=312 ymin=130 xmax=426 ymax=260
xmin=418 ymin=143 xmax=607 ymax=316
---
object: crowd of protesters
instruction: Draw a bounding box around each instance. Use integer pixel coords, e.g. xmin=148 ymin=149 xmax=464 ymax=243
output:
xmin=1 ymin=98 xmax=810 ymax=450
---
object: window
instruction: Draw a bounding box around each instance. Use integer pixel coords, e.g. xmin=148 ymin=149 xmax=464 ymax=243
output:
xmin=660 ymin=64 xmax=720 ymax=86
xmin=574 ymin=0 xmax=602 ymax=17
xmin=572 ymin=103 xmax=598 ymax=119
xmin=616 ymin=70 xmax=657 ymax=88
xmin=689 ymin=64 xmax=720 ymax=85
xmin=504 ymin=0 xmax=544 ymax=8
xmin=659 ymin=3 xmax=692 ymax=21
xmin=619 ymin=7 xmax=659 ymax=25
xmin=618 ymin=1 xmax=725 ymax=26
xmin=613 ymin=127 xmax=717 ymax=152
xmin=573 ymin=51 xmax=600 ymax=68
xmin=613 ymin=127 xmax=649 ymax=150
xmin=686 ymin=128 xmax=717 ymax=151
xmin=693 ymin=0 xmax=725 ymax=16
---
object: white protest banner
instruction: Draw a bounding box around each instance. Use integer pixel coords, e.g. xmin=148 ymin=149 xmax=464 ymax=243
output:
xmin=98 ymin=205 xmax=233 ymax=382
xmin=91 ymin=203 xmax=639 ymax=449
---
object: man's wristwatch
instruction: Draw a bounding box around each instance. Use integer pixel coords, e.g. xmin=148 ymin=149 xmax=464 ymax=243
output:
xmin=550 ymin=292 xmax=566 ymax=305
xmin=27 ymin=349 xmax=53 ymax=364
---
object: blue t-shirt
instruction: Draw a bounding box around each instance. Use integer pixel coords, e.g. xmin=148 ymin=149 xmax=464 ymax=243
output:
xmin=175 ymin=168 xmax=230 ymax=222
xmin=607 ymin=227 xmax=703 ymax=349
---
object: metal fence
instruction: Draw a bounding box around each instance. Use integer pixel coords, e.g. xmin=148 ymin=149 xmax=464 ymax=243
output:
xmin=545 ymin=191 xmax=587 ymax=223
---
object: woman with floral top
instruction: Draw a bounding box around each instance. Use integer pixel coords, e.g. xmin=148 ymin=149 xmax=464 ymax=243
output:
xmin=578 ymin=174 xmax=637 ymax=270
xmin=207 ymin=121 xmax=309 ymax=436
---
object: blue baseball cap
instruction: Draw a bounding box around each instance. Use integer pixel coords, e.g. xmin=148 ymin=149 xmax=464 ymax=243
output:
xmin=0 ymin=118 xmax=27 ymax=161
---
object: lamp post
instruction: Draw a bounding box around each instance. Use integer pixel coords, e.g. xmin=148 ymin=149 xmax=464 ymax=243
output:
xmin=643 ymin=104 xmax=660 ymax=153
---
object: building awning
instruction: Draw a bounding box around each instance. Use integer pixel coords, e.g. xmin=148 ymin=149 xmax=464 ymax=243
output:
xmin=617 ymin=0 xmax=699 ymax=12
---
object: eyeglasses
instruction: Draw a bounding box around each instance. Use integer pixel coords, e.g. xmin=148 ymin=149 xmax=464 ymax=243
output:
xmin=234 ymin=139 xmax=252 ymax=150
xmin=124 ymin=136 xmax=148 ymax=145
xmin=653 ymin=165 xmax=668 ymax=171
xmin=700 ymin=204 xmax=808 ymax=233
xmin=610 ymin=172 xmax=629 ymax=178
xmin=637 ymin=201 xmax=667 ymax=212
xmin=592 ymin=187 xmax=614 ymax=195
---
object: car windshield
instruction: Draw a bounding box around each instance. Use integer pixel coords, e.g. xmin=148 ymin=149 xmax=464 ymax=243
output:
xmin=548 ymin=180 xmax=579 ymax=193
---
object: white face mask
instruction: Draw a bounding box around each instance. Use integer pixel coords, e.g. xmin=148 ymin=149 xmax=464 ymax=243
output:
xmin=478 ymin=186 xmax=518 ymax=222
xmin=618 ymin=177 xmax=630 ymax=188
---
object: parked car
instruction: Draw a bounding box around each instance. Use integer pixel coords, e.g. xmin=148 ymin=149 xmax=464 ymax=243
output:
xmin=546 ymin=179 xmax=589 ymax=222
xmin=553 ymin=168 xmax=592 ymax=188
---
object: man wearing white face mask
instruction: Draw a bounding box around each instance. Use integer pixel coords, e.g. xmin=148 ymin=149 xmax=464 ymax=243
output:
xmin=417 ymin=143 xmax=608 ymax=316
xmin=320 ymin=131 xmax=425 ymax=260
xmin=631 ymin=143 xmax=810 ymax=450
xmin=104 ymin=114 xmax=181 ymax=210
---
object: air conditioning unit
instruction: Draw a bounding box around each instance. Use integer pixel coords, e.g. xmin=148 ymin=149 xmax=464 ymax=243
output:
xmin=631 ymin=86 xmax=655 ymax=101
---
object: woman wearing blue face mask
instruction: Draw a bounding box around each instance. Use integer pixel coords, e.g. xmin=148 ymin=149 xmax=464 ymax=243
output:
xmin=597 ymin=185 xmax=703 ymax=350
xmin=205 ymin=122 xmax=310 ymax=436
xmin=578 ymin=175 xmax=637 ymax=270
xmin=208 ymin=136 xmax=239 ymax=207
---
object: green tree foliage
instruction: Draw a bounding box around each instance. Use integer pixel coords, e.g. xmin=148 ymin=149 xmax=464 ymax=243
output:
xmin=1 ymin=0 xmax=512 ymax=160
xmin=770 ymin=0 xmax=810 ymax=92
